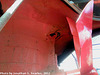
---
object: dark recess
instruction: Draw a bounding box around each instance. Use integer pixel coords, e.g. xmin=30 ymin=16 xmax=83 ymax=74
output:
xmin=0 ymin=1 xmax=4 ymax=16
xmin=57 ymin=40 xmax=74 ymax=66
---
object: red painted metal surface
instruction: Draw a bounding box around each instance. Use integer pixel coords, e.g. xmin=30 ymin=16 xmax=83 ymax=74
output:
xmin=94 ymin=0 xmax=100 ymax=4
xmin=67 ymin=0 xmax=98 ymax=75
xmin=1 ymin=0 xmax=100 ymax=56
xmin=0 ymin=0 xmax=23 ymax=32
xmin=76 ymin=0 xmax=94 ymax=74
xmin=0 ymin=0 xmax=100 ymax=74
xmin=0 ymin=0 xmax=77 ymax=74
xmin=67 ymin=17 xmax=81 ymax=68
